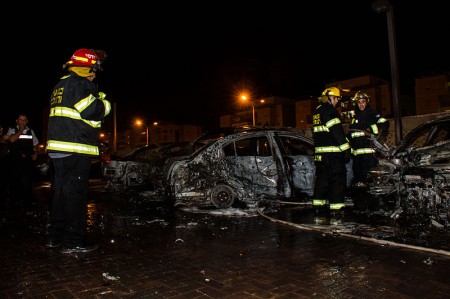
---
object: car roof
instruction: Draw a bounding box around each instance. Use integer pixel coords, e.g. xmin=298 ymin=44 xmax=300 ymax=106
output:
xmin=193 ymin=126 xmax=308 ymax=142
xmin=119 ymin=142 xmax=190 ymax=161
xmin=393 ymin=115 xmax=450 ymax=154
xmin=401 ymin=116 xmax=450 ymax=141
xmin=188 ymin=127 xmax=311 ymax=155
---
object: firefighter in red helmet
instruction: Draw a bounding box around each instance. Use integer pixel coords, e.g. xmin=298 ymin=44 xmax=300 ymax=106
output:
xmin=312 ymin=87 xmax=351 ymax=215
xmin=45 ymin=48 xmax=111 ymax=253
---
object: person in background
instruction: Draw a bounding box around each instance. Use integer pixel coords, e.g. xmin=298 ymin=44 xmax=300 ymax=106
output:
xmin=312 ymin=87 xmax=351 ymax=215
xmin=0 ymin=124 xmax=10 ymax=207
xmin=46 ymin=48 xmax=111 ymax=254
xmin=4 ymin=114 xmax=39 ymax=209
xmin=347 ymin=91 xmax=390 ymax=188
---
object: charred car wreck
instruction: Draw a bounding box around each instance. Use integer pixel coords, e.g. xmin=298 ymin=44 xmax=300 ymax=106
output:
xmin=103 ymin=142 xmax=191 ymax=192
xmin=366 ymin=116 xmax=450 ymax=228
xmin=164 ymin=127 xmax=353 ymax=209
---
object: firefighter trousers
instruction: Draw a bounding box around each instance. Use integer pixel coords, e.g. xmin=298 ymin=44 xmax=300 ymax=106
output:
xmin=313 ymin=154 xmax=347 ymax=205
xmin=48 ymin=155 xmax=91 ymax=247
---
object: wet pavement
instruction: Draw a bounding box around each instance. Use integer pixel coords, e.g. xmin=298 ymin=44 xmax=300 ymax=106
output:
xmin=2 ymin=180 xmax=450 ymax=298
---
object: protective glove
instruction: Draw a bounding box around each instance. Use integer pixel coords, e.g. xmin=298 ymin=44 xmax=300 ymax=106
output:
xmin=98 ymin=92 xmax=106 ymax=100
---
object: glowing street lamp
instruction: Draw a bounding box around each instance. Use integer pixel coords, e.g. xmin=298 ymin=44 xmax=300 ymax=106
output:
xmin=135 ymin=119 xmax=149 ymax=146
xmin=240 ymin=95 xmax=255 ymax=126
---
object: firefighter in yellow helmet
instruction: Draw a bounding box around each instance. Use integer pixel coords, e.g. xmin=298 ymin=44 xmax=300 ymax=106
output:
xmin=45 ymin=49 xmax=111 ymax=253
xmin=312 ymin=87 xmax=351 ymax=214
xmin=347 ymin=91 xmax=389 ymax=190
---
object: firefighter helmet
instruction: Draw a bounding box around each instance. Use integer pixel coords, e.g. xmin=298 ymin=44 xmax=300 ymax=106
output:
xmin=63 ymin=49 xmax=107 ymax=71
xmin=319 ymin=87 xmax=342 ymax=102
xmin=352 ymin=91 xmax=371 ymax=103
xmin=64 ymin=49 xmax=98 ymax=68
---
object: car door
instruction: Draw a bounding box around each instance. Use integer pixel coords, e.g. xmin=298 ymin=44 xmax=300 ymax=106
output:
xmin=275 ymin=134 xmax=315 ymax=197
xmin=222 ymin=134 xmax=280 ymax=197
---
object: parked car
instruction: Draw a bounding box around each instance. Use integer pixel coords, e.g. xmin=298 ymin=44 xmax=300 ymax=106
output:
xmin=366 ymin=115 xmax=450 ymax=227
xmin=164 ymin=127 xmax=353 ymax=209
xmin=103 ymin=142 xmax=191 ymax=192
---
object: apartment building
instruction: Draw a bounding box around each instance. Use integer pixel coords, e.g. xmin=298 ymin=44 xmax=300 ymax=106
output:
xmin=220 ymin=73 xmax=450 ymax=147
xmin=416 ymin=73 xmax=450 ymax=114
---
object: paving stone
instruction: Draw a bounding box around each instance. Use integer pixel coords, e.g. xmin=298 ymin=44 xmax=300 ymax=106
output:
xmin=1 ymin=181 xmax=450 ymax=298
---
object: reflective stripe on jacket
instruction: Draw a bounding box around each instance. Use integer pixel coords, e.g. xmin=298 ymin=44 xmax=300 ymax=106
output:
xmin=46 ymin=72 xmax=111 ymax=157
xmin=312 ymin=103 xmax=350 ymax=156
xmin=8 ymin=127 xmax=36 ymax=157
xmin=347 ymin=106 xmax=389 ymax=156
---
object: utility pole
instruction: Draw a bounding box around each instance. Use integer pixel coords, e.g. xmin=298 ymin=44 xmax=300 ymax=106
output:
xmin=372 ymin=0 xmax=403 ymax=143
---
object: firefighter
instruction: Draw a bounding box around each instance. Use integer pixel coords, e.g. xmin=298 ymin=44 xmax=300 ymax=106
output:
xmin=312 ymin=87 xmax=351 ymax=214
xmin=46 ymin=48 xmax=111 ymax=253
xmin=347 ymin=91 xmax=390 ymax=188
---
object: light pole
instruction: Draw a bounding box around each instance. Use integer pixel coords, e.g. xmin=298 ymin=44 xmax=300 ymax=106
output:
xmin=241 ymin=95 xmax=255 ymax=126
xmin=372 ymin=0 xmax=403 ymax=143
xmin=135 ymin=120 xmax=149 ymax=146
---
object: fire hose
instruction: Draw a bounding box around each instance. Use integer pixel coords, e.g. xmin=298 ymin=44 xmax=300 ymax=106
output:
xmin=256 ymin=200 xmax=450 ymax=258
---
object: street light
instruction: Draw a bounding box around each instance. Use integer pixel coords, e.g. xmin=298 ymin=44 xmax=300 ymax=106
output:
xmin=240 ymin=95 xmax=255 ymax=126
xmin=135 ymin=119 xmax=149 ymax=146
xmin=372 ymin=0 xmax=403 ymax=143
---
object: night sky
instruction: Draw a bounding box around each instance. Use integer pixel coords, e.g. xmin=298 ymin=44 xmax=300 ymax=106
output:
xmin=3 ymin=0 xmax=448 ymax=138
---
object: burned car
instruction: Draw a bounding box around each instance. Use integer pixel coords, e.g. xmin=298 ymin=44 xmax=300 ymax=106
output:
xmin=366 ymin=115 xmax=450 ymax=228
xmin=164 ymin=127 xmax=353 ymax=209
xmin=103 ymin=142 xmax=191 ymax=192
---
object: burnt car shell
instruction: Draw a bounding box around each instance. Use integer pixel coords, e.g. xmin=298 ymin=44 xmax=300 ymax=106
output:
xmin=164 ymin=127 xmax=344 ymax=209
xmin=366 ymin=116 xmax=450 ymax=226
xmin=103 ymin=142 xmax=190 ymax=192
xmin=391 ymin=116 xmax=450 ymax=166
xmin=368 ymin=115 xmax=450 ymax=187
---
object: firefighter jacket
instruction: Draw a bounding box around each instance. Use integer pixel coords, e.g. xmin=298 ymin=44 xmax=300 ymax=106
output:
xmin=7 ymin=126 xmax=38 ymax=158
xmin=347 ymin=106 xmax=389 ymax=156
xmin=46 ymin=71 xmax=111 ymax=157
xmin=312 ymin=102 xmax=350 ymax=161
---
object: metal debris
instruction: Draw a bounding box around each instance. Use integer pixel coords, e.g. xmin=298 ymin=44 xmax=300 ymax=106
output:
xmin=102 ymin=272 xmax=120 ymax=281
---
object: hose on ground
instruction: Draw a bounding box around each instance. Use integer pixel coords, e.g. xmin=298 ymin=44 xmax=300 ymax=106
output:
xmin=256 ymin=200 xmax=450 ymax=258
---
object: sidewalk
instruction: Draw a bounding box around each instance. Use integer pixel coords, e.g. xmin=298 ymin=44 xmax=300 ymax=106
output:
xmin=1 ymin=180 xmax=450 ymax=298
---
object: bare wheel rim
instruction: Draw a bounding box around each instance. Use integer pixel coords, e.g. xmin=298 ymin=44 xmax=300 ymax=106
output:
xmin=210 ymin=185 xmax=235 ymax=208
